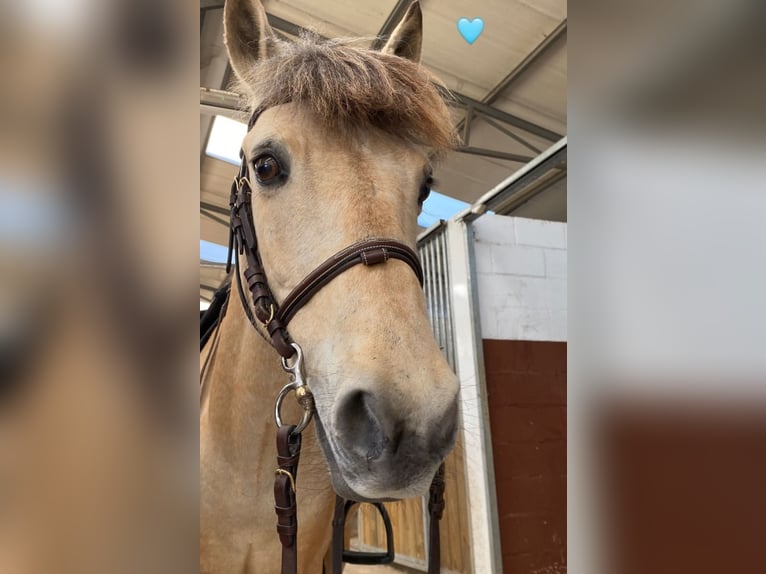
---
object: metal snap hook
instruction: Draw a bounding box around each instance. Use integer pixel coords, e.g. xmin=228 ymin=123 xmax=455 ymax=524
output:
xmin=275 ymin=343 xmax=314 ymax=433
xmin=280 ymin=343 xmax=304 ymax=376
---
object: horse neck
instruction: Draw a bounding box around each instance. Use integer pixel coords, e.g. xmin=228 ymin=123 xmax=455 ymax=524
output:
xmin=201 ymin=289 xmax=284 ymax=456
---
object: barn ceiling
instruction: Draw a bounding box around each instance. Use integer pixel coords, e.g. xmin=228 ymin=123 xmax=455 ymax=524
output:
xmin=200 ymin=0 xmax=567 ymax=301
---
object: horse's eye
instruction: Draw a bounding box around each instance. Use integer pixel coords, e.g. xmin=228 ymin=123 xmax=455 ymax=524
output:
xmin=253 ymin=155 xmax=282 ymax=184
xmin=418 ymin=176 xmax=433 ymax=205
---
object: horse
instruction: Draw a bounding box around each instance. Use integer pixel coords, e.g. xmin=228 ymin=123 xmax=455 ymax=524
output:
xmin=200 ymin=1 xmax=459 ymax=571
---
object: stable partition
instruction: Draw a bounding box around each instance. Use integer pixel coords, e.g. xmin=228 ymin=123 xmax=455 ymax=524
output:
xmin=474 ymin=214 xmax=567 ymax=574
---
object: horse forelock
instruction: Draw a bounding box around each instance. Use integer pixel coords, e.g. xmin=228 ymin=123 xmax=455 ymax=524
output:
xmin=233 ymin=32 xmax=457 ymax=153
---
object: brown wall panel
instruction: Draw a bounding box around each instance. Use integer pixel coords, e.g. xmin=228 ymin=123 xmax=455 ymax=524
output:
xmin=483 ymin=339 xmax=566 ymax=574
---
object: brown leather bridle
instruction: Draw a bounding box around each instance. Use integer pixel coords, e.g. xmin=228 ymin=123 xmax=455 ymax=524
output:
xmin=228 ymin=109 xmax=424 ymax=360
xmin=227 ymin=108 xmax=445 ymax=574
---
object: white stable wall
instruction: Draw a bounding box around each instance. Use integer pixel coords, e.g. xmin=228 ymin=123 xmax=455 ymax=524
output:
xmin=473 ymin=214 xmax=567 ymax=342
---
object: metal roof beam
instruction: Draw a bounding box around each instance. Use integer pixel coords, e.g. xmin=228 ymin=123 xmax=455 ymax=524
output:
xmin=477 ymin=114 xmax=543 ymax=154
xmin=266 ymin=13 xmax=320 ymax=39
xmin=483 ymin=19 xmax=566 ymax=105
xmin=443 ymin=87 xmax=562 ymax=142
xmin=200 ymin=87 xmax=249 ymax=121
xmin=201 ymin=208 xmax=229 ymax=227
xmin=199 ymin=6 xmax=562 ymax=143
xmin=201 ymin=200 xmax=230 ymax=217
xmin=456 ymin=137 xmax=567 ymax=221
xmin=457 ymin=146 xmax=533 ymax=163
xmin=494 ymin=168 xmax=566 ymax=215
xmin=462 ymin=105 xmax=474 ymax=145
xmin=200 ymin=84 xmax=563 ymax=146
xmin=198 ymin=8 xmax=564 ymax=143
xmin=454 ymin=19 xmax=566 ymax=142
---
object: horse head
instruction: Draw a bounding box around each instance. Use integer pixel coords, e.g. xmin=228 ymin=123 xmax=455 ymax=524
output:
xmin=223 ymin=0 xmax=459 ymax=501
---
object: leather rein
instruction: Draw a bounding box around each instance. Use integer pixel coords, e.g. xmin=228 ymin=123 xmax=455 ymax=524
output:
xmin=227 ymin=108 xmax=445 ymax=574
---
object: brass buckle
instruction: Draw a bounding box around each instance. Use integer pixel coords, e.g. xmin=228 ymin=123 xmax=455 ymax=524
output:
xmin=275 ymin=468 xmax=296 ymax=492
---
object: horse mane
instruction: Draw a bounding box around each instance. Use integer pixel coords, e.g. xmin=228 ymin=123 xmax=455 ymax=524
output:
xmin=234 ymin=32 xmax=457 ymax=153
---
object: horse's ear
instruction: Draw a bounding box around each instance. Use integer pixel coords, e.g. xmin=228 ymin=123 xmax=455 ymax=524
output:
xmin=224 ymin=0 xmax=277 ymax=81
xmin=380 ymin=1 xmax=423 ymax=63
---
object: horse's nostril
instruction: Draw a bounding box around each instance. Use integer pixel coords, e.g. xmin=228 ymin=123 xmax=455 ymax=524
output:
xmin=334 ymin=388 xmax=457 ymax=467
xmin=335 ymin=391 xmax=388 ymax=461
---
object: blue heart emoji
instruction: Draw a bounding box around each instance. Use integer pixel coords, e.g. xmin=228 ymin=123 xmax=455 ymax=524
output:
xmin=457 ymin=17 xmax=484 ymax=45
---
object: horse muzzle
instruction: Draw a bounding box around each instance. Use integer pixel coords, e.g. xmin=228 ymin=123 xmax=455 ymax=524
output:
xmin=319 ymin=386 xmax=458 ymax=500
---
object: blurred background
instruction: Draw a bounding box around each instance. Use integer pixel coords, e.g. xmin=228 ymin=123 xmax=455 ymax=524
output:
xmin=0 ymin=0 xmax=764 ymax=572
xmin=0 ymin=0 xmax=198 ymax=572
xmin=569 ymin=0 xmax=766 ymax=573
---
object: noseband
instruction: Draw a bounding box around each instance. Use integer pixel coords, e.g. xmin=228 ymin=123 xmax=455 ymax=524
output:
xmin=226 ymin=108 xmax=444 ymax=574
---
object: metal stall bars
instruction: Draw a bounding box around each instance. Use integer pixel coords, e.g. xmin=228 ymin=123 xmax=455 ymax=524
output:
xmin=419 ymin=221 xmax=456 ymax=372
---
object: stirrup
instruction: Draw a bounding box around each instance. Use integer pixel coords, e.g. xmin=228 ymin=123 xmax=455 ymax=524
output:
xmin=332 ymin=497 xmax=395 ymax=566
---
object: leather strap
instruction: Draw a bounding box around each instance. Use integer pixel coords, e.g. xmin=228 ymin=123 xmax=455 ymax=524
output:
xmin=278 ymin=239 xmax=423 ymax=327
xmin=274 ymin=425 xmax=302 ymax=574
xmin=427 ymin=463 xmax=446 ymax=574
xmin=331 ymin=496 xmax=345 ymax=573
xmin=200 ymin=281 xmax=230 ymax=351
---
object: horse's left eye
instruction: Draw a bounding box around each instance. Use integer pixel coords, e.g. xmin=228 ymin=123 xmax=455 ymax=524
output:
xmin=418 ymin=176 xmax=433 ymax=205
xmin=253 ymin=155 xmax=282 ymax=184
